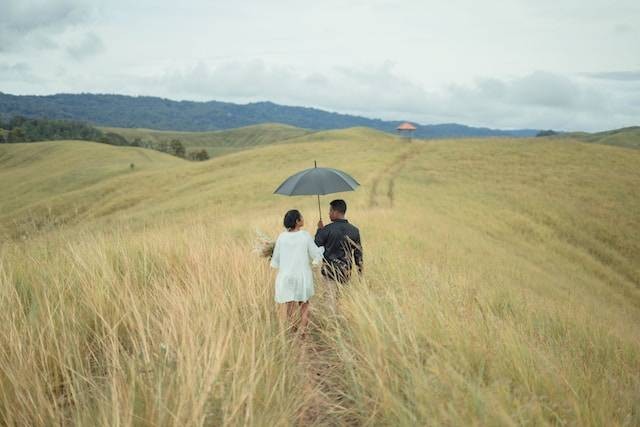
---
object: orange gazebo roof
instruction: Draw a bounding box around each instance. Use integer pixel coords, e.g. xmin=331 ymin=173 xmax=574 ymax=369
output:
xmin=397 ymin=122 xmax=417 ymax=131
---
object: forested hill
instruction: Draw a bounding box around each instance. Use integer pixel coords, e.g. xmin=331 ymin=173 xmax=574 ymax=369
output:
xmin=0 ymin=92 xmax=538 ymax=138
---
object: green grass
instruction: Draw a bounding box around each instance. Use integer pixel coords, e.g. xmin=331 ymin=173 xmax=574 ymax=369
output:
xmin=1 ymin=128 xmax=639 ymax=425
xmin=100 ymin=123 xmax=314 ymax=157
xmin=559 ymin=126 xmax=640 ymax=149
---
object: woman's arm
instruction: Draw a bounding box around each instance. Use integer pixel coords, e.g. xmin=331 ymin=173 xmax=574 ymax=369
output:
xmin=270 ymin=237 xmax=281 ymax=268
xmin=307 ymin=232 xmax=325 ymax=265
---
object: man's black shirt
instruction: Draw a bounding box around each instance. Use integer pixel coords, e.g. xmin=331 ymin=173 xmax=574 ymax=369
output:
xmin=314 ymin=219 xmax=363 ymax=280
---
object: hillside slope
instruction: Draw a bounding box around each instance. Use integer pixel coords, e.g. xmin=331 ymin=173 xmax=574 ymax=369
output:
xmin=1 ymin=130 xmax=639 ymax=425
xmin=100 ymin=123 xmax=314 ymax=157
xmin=567 ymin=126 xmax=640 ymax=149
xmin=0 ymin=140 xmax=184 ymax=231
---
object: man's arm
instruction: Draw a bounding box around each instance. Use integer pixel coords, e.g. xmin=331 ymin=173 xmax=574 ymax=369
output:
xmin=353 ymin=230 xmax=363 ymax=273
xmin=315 ymin=223 xmax=328 ymax=247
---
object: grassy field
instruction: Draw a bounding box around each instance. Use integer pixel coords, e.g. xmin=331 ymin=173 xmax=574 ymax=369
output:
xmin=100 ymin=123 xmax=313 ymax=157
xmin=1 ymin=127 xmax=639 ymax=425
xmin=563 ymin=126 xmax=640 ymax=150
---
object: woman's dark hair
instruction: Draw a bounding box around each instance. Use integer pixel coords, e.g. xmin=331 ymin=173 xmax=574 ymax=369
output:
xmin=283 ymin=209 xmax=302 ymax=230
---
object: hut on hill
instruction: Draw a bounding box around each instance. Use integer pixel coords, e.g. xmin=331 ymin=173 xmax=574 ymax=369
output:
xmin=397 ymin=122 xmax=417 ymax=141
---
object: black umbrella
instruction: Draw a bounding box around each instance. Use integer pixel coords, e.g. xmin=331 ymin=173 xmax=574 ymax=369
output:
xmin=274 ymin=161 xmax=359 ymax=221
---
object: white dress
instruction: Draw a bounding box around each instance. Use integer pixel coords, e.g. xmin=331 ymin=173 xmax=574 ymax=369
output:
xmin=270 ymin=230 xmax=325 ymax=303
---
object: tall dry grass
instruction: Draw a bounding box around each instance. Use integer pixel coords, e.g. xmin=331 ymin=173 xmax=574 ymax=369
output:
xmin=0 ymin=225 xmax=306 ymax=426
xmin=1 ymin=216 xmax=638 ymax=426
xmin=2 ymin=134 xmax=640 ymax=425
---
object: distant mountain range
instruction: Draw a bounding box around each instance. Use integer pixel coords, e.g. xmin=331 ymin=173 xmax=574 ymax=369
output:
xmin=0 ymin=92 xmax=539 ymax=138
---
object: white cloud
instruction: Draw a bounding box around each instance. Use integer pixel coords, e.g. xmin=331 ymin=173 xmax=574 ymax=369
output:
xmin=582 ymin=70 xmax=640 ymax=82
xmin=0 ymin=0 xmax=638 ymax=131
xmin=143 ymin=60 xmax=430 ymax=117
xmin=0 ymin=62 xmax=35 ymax=81
xmin=0 ymin=0 xmax=100 ymax=52
xmin=66 ymin=32 xmax=105 ymax=60
xmin=136 ymin=61 xmax=638 ymax=131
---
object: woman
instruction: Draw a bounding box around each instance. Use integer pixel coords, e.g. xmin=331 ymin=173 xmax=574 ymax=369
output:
xmin=270 ymin=209 xmax=324 ymax=335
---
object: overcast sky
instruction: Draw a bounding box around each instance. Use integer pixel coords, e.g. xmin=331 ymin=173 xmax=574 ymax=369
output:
xmin=1 ymin=0 xmax=639 ymax=131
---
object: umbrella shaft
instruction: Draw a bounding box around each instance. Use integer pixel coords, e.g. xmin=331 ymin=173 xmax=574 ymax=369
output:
xmin=317 ymin=194 xmax=322 ymax=221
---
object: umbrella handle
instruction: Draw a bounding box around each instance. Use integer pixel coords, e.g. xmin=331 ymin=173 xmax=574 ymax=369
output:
xmin=315 ymin=160 xmax=322 ymax=223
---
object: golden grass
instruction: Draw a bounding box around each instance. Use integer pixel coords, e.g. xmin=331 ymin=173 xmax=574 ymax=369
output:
xmin=99 ymin=123 xmax=313 ymax=157
xmin=1 ymin=129 xmax=639 ymax=425
xmin=0 ymin=225 xmax=307 ymax=425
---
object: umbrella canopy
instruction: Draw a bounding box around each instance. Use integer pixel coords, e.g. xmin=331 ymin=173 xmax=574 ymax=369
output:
xmin=274 ymin=166 xmax=359 ymax=196
xmin=274 ymin=161 xmax=359 ymax=220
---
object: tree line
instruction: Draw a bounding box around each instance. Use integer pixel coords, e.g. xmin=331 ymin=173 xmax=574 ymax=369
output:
xmin=0 ymin=116 xmax=209 ymax=161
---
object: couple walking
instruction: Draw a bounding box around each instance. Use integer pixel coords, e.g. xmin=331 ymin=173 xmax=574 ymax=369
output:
xmin=270 ymin=199 xmax=363 ymax=334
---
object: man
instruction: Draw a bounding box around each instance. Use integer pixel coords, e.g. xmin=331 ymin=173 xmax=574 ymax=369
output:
xmin=315 ymin=199 xmax=363 ymax=283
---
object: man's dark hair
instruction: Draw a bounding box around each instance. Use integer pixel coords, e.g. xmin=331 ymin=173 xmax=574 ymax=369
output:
xmin=330 ymin=199 xmax=347 ymax=214
xmin=283 ymin=209 xmax=302 ymax=230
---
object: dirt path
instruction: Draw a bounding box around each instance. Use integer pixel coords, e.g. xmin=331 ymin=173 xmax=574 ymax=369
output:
xmin=369 ymin=143 xmax=422 ymax=208
xmin=296 ymin=295 xmax=352 ymax=426
xmin=297 ymin=337 xmax=337 ymax=425
xmin=296 ymin=145 xmax=424 ymax=424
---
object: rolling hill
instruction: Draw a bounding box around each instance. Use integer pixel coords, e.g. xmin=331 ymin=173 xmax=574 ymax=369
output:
xmin=566 ymin=126 xmax=640 ymax=149
xmin=1 ymin=129 xmax=639 ymax=425
xmin=99 ymin=123 xmax=314 ymax=157
xmin=0 ymin=92 xmax=539 ymax=138
xmin=0 ymin=140 xmax=184 ymax=231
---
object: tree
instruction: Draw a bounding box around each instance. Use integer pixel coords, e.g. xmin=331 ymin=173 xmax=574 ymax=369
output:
xmin=131 ymin=137 xmax=142 ymax=147
xmin=157 ymin=140 xmax=169 ymax=153
xmin=169 ymin=139 xmax=186 ymax=158
xmin=8 ymin=116 xmax=27 ymax=130
xmin=196 ymin=149 xmax=209 ymax=161
xmin=0 ymin=116 xmax=107 ymax=143
xmin=536 ymin=130 xmax=558 ymax=137
xmin=7 ymin=127 xmax=26 ymax=143
xmin=99 ymin=132 xmax=129 ymax=146
xmin=188 ymin=149 xmax=210 ymax=161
